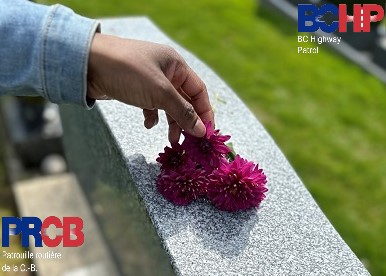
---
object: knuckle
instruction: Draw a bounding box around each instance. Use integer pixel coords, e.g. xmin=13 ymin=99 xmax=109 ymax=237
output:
xmin=162 ymin=45 xmax=178 ymax=57
xmin=194 ymin=81 xmax=207 ymax=98
xmin=162 ymin=45 xmax=183 ymax=65
xmin=182 ymin=103 xmax=196 ymax=120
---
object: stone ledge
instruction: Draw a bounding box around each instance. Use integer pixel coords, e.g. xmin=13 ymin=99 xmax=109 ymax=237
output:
xmin=60 ymin=17 xmax=369 ymax=275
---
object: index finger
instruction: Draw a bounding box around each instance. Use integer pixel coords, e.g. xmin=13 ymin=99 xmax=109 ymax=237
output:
xmin=181 ymin=68 xmax=214 ymax=126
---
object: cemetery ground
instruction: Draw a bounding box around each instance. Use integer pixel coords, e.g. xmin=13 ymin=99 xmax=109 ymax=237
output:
xmin=0 ymin=0 xmax=383 ymax=275
xmin=0 ymin=117 xmax=31 ymax=274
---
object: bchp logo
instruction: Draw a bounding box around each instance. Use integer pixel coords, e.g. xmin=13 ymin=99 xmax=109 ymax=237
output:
xmin=2 ymin=216 xmax=84 ymax=247
xmin=298 ymin=4 xmax=384 ymax=32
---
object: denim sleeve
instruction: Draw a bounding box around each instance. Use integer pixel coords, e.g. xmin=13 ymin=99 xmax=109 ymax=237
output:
xmin=0 ymin=0 xmax=100 ymax=109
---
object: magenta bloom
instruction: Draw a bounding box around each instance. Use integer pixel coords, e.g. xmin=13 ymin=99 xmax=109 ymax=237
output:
xmin=156 ymin=143 xmax=190 ymax=171
xmin=157 ymin=167 xmax=209 ymax=206
xmin=207 ymin=155 xmax=267 ymax=212
xmin=156 ymin=122 xmax=269 ymax=211
xmin=183 ymin=122 xmax=231 ymax=171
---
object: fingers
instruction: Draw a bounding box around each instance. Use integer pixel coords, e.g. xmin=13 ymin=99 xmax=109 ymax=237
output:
xmin=99 ymin=95 xmax=113 ymax=100
xmin=160 ymin=81 xmax=206 ymax=141
xmin=166 ymin=114 xmax=182 ymax=144
xmin=143 ymin=109 xmax=159 ymax=129
xmin=180 ymin=68 xmax=214 ymax=126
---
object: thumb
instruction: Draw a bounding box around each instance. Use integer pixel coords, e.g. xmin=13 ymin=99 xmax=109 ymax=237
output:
xmin=161 ymin=85 xmax=206 ymax=138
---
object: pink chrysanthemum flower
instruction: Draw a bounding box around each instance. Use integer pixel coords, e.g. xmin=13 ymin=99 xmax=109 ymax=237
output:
xmin=157 ymin=167 xmax=209 ymax=206
xmin=182 ymin=122 xmax=231 ymax=171
xmin=156 ymin=143 xmax=190 ymax=171
xmin=207 ymin=155 xmax=267 ymax=212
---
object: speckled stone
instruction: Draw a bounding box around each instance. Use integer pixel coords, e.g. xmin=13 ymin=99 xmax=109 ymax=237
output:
xmin=60 ymin=17 xmax=370 ymax=276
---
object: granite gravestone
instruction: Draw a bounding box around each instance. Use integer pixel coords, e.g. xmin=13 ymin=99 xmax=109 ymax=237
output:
xmin=60 ymin=17 xmax=370 ymax=276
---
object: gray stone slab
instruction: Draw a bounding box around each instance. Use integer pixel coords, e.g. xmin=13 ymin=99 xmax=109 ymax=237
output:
xmin=60 ymin=17 xmax=370 ymax=275
xmin=13 ymin=173 xmax=119 ymax=276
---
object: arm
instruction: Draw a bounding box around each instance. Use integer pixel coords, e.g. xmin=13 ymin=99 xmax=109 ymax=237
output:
xmin=87 ymin=34 xmax=214 ymax=143
xmin=0 ymin=0 xmax=99 ymax=108
xmin=0 ymin=0 xmax=214 ymax=142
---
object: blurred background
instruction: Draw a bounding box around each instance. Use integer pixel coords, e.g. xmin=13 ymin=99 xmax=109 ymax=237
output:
xmin=1 ymin=0 xmax=385 ymax=275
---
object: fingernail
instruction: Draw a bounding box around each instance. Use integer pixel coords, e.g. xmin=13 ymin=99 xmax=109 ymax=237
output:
xmin=193 ymin=119 xmax=206 ymax=137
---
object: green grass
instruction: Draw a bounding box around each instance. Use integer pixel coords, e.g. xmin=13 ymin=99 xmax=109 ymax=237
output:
xmin=37 ymin=0 xmax=386 ymax=274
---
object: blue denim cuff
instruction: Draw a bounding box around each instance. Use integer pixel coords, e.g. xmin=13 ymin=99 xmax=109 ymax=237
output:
xmin=42 ymin=5 xmax=100 ymax=109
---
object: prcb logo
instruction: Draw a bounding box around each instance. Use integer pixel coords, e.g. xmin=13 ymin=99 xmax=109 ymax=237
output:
xmin=2 ymin=216 xmax=84 ymax=247
xmin=298 ymin=4 xmax=384 ymax=33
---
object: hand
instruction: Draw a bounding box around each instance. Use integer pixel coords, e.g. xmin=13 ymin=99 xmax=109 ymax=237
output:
xmin=87 ymin=33 xmax=214 ymax=143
